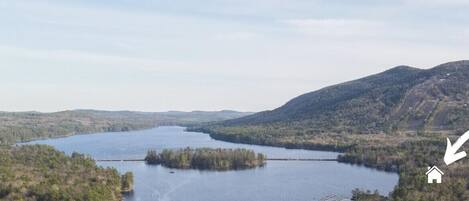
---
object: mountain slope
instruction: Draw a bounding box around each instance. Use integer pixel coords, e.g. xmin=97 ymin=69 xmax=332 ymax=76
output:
xmin=193 ymin=61 xmax=469 ymax=201
xmin=0 ymin=145 xmax=124 ymax=201
xmin=215 ymin=60 xmax=469 ymax=135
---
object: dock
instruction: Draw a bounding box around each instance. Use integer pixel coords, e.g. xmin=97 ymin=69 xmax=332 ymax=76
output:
xmin=96 ymin=158 xmax=338 ymax=162
xmin=266 ymin=158 xmax=337 ymax=161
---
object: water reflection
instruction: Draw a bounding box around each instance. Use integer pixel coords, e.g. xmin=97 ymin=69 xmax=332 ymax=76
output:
xmin=28 ymin=126 xmax=398 ymax=201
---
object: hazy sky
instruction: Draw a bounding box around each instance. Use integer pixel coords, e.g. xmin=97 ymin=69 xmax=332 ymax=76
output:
xmin=1 ymin=0 xmax=468 ymax=112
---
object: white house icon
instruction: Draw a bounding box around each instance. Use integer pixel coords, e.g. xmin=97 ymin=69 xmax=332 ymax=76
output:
xmin=426 ymin=166 xmax=444 ymax=184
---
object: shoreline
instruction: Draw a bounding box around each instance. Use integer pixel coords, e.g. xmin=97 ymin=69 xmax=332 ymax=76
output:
xmin=22 ymin=125 xmax=395 ymax=174
xmin=23 ymin=125 xmax=398 ymax=199
xmin=188 ymin=127 xmax=399 ymax=174
xmin=21 ymin=126 xmax=395 ymax=172
xmin=17 ymin=125 xmax=159 ymax=144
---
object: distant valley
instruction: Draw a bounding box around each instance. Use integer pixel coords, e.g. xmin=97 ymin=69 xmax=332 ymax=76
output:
xmin=0 ymin=109 xmax=252 ymax=145
xmin=2 ymin=61 xmax=469 ymax=200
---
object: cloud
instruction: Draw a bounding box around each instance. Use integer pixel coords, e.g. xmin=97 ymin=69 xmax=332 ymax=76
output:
xmin=214 ymin=31 xmax=259 ymax=40
xmin=1 ymin=0 xmax=469 ymax=112
xmin=403 ymin=0 xmax=469 ymax=6
xmin=282 ymin=18 xmax=383 ymax=38
xmin=281 ymin=17 xmax=469 ymax=47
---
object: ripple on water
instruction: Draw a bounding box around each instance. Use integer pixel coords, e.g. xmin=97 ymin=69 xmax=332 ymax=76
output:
xmin=27 ymin=126 xmax=398 ymax=201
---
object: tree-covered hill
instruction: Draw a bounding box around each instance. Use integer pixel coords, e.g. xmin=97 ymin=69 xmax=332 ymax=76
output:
xmin=215 ymin=60 xmax=469 ymax=134
xmin=0 ymin=109 xmax=251 ymax=145
xmin=0 ymin=145 xmax=127 ymax=201
xmin=193 ymin=61 xmax=469 ymax=146
xmin=191 ymin=60 xmax=469 ymax=200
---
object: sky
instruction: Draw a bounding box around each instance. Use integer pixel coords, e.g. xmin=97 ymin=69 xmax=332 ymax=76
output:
xmin=1 ymin=0 xmax=468 ymax=112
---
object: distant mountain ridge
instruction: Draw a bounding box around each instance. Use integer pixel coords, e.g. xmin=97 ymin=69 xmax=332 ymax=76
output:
xmin=216 ymin=60 xmax=469 ymax=134
xmin=0 ymin=109 xmax=252 ymax=144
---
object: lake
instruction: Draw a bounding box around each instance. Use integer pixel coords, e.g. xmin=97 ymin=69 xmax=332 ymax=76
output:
xmin=26 ymin=126 xmax=398 ymax=201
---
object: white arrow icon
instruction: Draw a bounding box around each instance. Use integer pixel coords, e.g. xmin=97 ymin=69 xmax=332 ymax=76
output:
xmin=444 ymin=130 xmax=469 ymax=165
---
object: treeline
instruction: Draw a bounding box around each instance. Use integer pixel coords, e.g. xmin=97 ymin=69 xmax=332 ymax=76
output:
xmin=0 ymin=145 xmax=133 ymax=201
xmin=0 ymin=110 xmax=251 ymax=145
xmin=0 ymin=111 xmax=158 ymax=145
xmin=339 ymin=139 xmax=469 ymax=201
xmin=192 ymin=125 xmax=469 ymax=200
xmin=351 ymin=189 xmax=386 ymax=201
xmin=337 ymin=139 xmax=446 ymax=172
xmin=188 ymin=126 xmax=352 ymax=152
xmin=145 ymin=147 xmax=266 ymax=170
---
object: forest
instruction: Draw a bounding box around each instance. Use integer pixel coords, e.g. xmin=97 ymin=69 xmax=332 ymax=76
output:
xmin=0 ymin=145 xmax=132 ymax=201
xmin=0 ymin=110 xmax=250 ymax=145
xmin=192 ymin=125 xmax=469 ymax=200
xmin=0 ymin=110 xmax=251 ymax=200
xmin=190 ymin=62 xmax=469 ymax=200
xmin=340 ymin=139 xmax=469 ymax=201
xmin=0 ymin=111 xmax=158 ymax=145
xmin=145 ymin=147 xmax=266 ymax=170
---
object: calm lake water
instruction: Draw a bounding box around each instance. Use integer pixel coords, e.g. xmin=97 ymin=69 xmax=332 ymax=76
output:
xmin=27 ymin=126 xmax=398 ymax=201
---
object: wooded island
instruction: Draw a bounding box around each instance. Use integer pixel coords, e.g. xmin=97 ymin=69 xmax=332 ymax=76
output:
xmin=145 ymin=147 xmax=266 ymax=170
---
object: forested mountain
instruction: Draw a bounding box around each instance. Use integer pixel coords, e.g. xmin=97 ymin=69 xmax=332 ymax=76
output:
xmin=0 ymin=110 xmax=251 ymax=144
xmin=191 ymin=60 xmax=469 ymax=201
xmin=211 ymin=60 xmax=469 ymax=135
